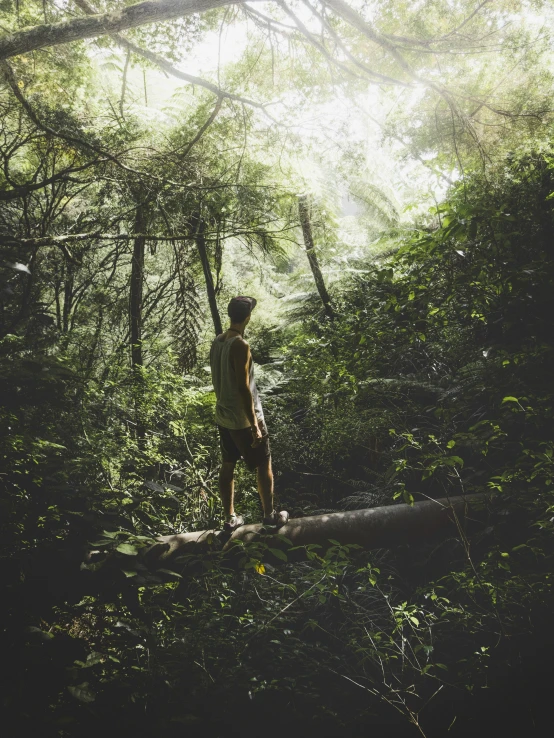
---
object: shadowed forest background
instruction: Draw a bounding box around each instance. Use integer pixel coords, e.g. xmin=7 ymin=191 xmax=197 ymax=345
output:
xmin=1 ymin=1 xmax=554 ymax=736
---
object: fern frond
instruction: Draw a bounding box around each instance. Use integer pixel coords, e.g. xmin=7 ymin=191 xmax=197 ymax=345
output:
xmin=173 ymin=241 xmax=202 ymax=373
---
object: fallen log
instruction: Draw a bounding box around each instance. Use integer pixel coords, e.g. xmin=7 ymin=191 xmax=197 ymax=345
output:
xmin=150 ymin=493 xmax=493 ymax=561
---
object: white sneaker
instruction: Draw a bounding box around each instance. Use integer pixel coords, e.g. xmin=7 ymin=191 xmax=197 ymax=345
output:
xmin=262 ymin=510 xmax=289 ymax=528
xmin=224 ymin=514 xmax=244 ymax=532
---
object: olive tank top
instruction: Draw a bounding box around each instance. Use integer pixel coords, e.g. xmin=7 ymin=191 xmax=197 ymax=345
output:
xmin=209 ymin=335 xmax=264 ymax=429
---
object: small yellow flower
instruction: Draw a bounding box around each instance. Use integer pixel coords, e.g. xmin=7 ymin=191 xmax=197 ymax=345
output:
xmin=18 ymin=81 xmax=24 ymax=89
xmin=255 ymin=562 xmax=265 ymax=575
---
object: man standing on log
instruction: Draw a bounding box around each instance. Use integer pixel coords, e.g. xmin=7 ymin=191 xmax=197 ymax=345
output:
xmin=210 ymin=296 xmax=289 ymax=532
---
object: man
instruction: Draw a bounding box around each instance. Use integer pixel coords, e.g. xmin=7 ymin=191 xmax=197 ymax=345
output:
xmin=210 ymin=296 xmax=288 ymax=532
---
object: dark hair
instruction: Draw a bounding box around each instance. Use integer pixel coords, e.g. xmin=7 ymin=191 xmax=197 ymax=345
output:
xmin=227 ymin=296 xmax=256 ymax=323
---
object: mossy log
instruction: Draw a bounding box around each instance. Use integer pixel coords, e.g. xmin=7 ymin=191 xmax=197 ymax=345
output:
xmin=150 ymin=493 xmax=492 ymax=561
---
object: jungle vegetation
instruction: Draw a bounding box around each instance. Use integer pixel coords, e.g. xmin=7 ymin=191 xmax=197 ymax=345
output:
xmin=1 ymin=1 xmax=554 ymax=736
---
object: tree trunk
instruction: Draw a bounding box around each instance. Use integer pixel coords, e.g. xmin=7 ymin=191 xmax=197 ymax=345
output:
xmin=194 ymin=215 xmax=223 ymax=335
xmin=150 ymin=493 xmax=492 ymax=561
xmin=130 ymin=206 xmax=146 ymax=369
xmin=0 ymin=0 xmax=235 ymax=61
xmin=130 ymin=204 xmax=147 ymax=442
xmin=62 ymin=263 xmax=73 ymax=333
xmin=298 ymin=194 xmax=335 ymax=320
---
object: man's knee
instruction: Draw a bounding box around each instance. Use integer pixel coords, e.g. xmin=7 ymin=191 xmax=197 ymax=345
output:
xmin=257 ymin=456 xmax=272 ymax=476
xmin=220 ymin=461 xmax=236 ymax=479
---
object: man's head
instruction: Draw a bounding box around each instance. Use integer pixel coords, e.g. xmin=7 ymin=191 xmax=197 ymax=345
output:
xmin=227 ymin=296 xmax=257 ymax=326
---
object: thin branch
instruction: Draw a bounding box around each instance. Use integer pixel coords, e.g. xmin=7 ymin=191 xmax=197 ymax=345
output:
xmin=0 ymin=232 xmax=189 ymax=247
xmin=244 ymin=4 xmax=299 ymax=32
xmin=300 ymin=0 xmax=411 ymax=87
xmin=323 ymin=0 xmax=462 ymax=121
xmin=74 ymin=0 xmax=278 ymax=118
xmin=0 ymin=160 xmax=102 ymax=200
xmin=120 ymin=35 xmax=274 ymax=111
xmin=179 ymin=96 xmax=223 ymax=158
xmin=324 ymin=0 xmax=420 ymax=82
xmin=380 ymin=0 xmax=493 ymax=47
xmin=0 ymin=59 xmax=153 ymax=177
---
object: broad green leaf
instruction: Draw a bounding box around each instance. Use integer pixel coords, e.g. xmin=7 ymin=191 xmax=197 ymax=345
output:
xmin=27 ymin=626 xmax=54 ymax=640
xmin=68 ymin=683 xmax=95 ymax=703
xmin=116 ymin=543 xmax=138 ymax=555
xmin=83 ymin=652 xmax=104 ymax=667
xmin=403 ymin=490 xmax=415 ymax=506
xmin=268 ymin=548 xmax=288 ymax=562
xmin=158 ymin=568 xmax=182 ymax=578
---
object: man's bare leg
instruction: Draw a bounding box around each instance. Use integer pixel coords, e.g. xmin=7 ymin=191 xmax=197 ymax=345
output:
xmin=219 ymin=461 xmax=236 ymax=518
xmin=257 ymin=457 xmax=274 ymax=517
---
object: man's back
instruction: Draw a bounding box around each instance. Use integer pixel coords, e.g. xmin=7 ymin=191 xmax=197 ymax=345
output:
xmin=210 ymin=333 xmax=263 ymax=430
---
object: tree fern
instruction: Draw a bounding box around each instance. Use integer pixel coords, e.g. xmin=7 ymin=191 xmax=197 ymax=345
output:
xmin=172 ymin=241 xmax=202 ymax=373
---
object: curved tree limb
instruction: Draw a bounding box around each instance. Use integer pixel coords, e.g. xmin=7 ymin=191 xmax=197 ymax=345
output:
xmin=179 ymin=97 xmax=223 ymax=157
xmin=0 ymin=231 xmax=192 ymax=247
xmin=323 ymin=0 xmax=468 ymax=133
xmin=0 ymin=160 xmax=102 ymax=201
xmin=244 ymin=2 xmax=408 ymax=88
xmin=381 ymin=0 xmax=493 ymax=48
xmin=277 ymin=0 xmax=408 ymax=88
xmin=0 ymin=0 xmax=241 ymax=61
xmin=324 ymin=0 xmax=420 ymax=82
xmin=109 ymin=34 xmax=277 ymax=113
xmin=73 ymin=0 xmax=278 ymax=117
xmin=298 ymin=0 xmax=411 ymax=87
xmin=0 ymin=0 xmax=516 ymax=121
xmin=0 ymin=59 xmax=156 ymax=177
xmin=1 ymin=59 xmax=235 ymax=185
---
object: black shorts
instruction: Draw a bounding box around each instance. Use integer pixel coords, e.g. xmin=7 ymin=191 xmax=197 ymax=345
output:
xmin=218 ymin=420 xmax=271 ymax=470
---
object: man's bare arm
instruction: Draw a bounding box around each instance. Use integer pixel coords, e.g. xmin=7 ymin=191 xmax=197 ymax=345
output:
xmin=231 ymin=339 xmax=260 ymax=440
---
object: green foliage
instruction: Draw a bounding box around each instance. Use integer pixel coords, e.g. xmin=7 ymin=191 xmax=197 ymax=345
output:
xmin=261 ymin=149 xmax=554 ymax=728
xmin=2 ymin=3 xmax=554 ymax=725
xmin=2 ymin=148 xmax=553 ymax=736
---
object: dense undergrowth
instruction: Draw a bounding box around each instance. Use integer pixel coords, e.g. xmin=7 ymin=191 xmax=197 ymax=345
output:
xmin=2 ymin=151 xmax=554 ymax=737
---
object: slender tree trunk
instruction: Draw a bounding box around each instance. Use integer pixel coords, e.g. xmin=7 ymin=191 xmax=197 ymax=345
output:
xmin=62 ymin=264 xmax=73 ymax=333
xmin=194 ymin=214 xmax=223 ymax=335
xmin=54 ymin=274 xmax=62 ymax=330
xmin=3 ymin=250 xmax=37 ymax=338
xmin=130 ymin=205 xmax=146 ymax=369
xmin=85 ymin=307 xmax=104 ymax=377
xmin=130 ymin=204 xmax=147 ymax=443
xmin=119 ymin=48 xmax=130 ymax=119
xmin=298 ymin=194 xmax=335 ymax=320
